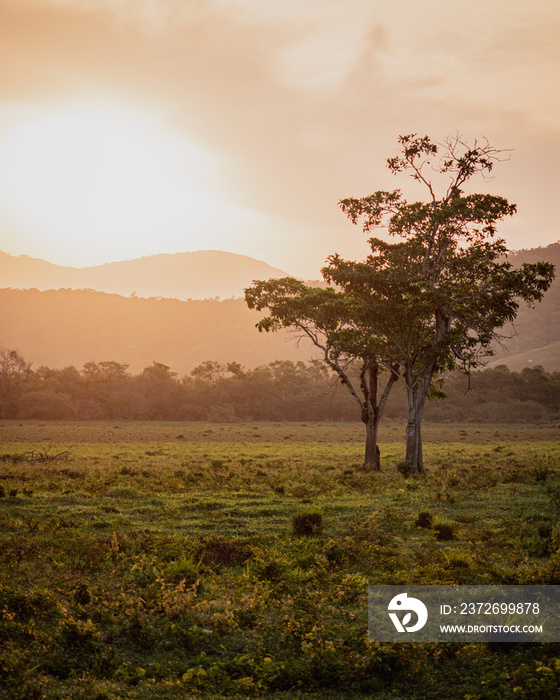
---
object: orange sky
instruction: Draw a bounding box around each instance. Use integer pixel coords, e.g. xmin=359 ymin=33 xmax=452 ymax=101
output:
xmin=0 ymin=0 xmax=558 ymax=277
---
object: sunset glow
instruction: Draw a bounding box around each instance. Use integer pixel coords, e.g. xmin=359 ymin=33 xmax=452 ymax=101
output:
xmin=0 ymin=97 xmax=258 ymax=265
xmin=0 ymin=0 xmax=558 ymax=275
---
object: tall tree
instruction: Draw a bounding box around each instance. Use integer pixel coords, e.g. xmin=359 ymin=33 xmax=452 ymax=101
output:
xmin=245 ymin=278 xmax=400 ymax=470
xmin=337 ymin=134 xmax=555 ymax=473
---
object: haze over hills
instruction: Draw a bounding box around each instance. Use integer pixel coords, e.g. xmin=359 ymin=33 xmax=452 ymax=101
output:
xmin=488 ymin=243 xmax=560 ymax=369
xmin=0 ymin=243 xmax=558 ymax=374
xmin=0 ymin=288 xmax=317 ymax=375
xmin=0 ymin=250 xmax=291 ymax=300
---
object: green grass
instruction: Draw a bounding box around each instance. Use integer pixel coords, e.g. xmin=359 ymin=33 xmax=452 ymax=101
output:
xmin=1 ymin=421 xmax=560 ymax=698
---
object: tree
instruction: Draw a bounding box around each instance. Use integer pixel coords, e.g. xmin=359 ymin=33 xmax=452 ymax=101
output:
xmin=246 ymin=133 xmax=555 ymax=475
xmin=0 ymin=348 xmax=33 ymax=418
xmin=336 ymin=133 xmax=555 ymax=473
xmin=138 ymin=361 xmax=180 ymax=418
xmin=244 ymin=278 xmax=400 ymax=470
xmin=82 ymin=361 xmax=130 ymax=384
xmin=190 ymin=360 xmax=245 ymax=384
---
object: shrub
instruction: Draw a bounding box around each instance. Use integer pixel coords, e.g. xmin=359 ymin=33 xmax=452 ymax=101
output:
xmin=291 ymin=510 xmax=323 ymax=537
xmin=434 ymin=520 xmax=455 ymax=541
xmin=73 ymin=582 xmax=92 ymax=605
xmin=415 ymin=510 xmax=433 ymax=529
xmin=254 ymin=556 xmax=287 ymax=582
xmin=551 ymin=521 xmax=560 ymax=552
xmin=533 ymin=465 xmax=551 ymax=482
xmin=323 ymin=539 xmax=348 ymax=566
xmin=444 ymin=551 xmax=472 ymax=569
xmin=195 ymin=535 xmax=253 ymax=567
xmin=166 ymin=555 xmax=200 ymax=585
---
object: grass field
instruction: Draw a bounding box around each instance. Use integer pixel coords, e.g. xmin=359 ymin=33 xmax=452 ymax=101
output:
xmin=1 ymin=421 xmax=560 ymax=699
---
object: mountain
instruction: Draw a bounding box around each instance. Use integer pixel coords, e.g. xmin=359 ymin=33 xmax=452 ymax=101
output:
xmin=0 ymin=250 xmax=290 ymax=300
xmin=488 ymin=242 xmax=560 ymax=368
xmin=0 ymin=288 xmax=317 ymax=375
xmin=0 ymin=243 xmax=558 ymax=375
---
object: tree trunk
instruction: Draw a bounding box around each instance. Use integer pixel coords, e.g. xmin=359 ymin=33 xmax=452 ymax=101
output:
xmin=328 ymin=358 xmax=397 ymax=473
xmin=405 ymin=373 xmax=430 ymax=475
xmin=364 ymin=413 xmax=381 ymax=471
xmin=405 ymin=405 xmax=424 ymax=474
xmin=361 ymin=361 xmax=381 ymax=471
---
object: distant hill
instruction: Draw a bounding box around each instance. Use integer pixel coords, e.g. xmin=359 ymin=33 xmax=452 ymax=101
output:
xmin=0 ymin=288 xmax=318 ymax=375
xmin=488 ymin=341 xmax=560 ymax=372
xmin=0 ymin=243 xmax=558 ymax=374
xmin=0 ymin=250 xmax=290 ymax=300
xmin=488 ymin=242 xmax=560 ymax=369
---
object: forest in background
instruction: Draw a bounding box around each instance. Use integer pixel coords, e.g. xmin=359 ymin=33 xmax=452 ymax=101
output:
xmin=1 ymin=349 xmax=559 ymax=423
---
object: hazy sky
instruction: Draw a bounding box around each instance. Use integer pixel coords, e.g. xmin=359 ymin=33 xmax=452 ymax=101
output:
xmin=0 ymin=0 xmax=558 ymax=277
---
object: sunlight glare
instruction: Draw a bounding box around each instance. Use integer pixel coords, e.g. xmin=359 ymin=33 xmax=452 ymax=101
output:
xmin=0 ymin=97 xmax=256 ymax=265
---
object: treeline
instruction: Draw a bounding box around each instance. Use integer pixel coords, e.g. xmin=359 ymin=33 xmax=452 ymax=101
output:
xmin=1 ymin=349 xmax=559 ymax=422
xmin=0 ymin=351 xmax=355 ymax=421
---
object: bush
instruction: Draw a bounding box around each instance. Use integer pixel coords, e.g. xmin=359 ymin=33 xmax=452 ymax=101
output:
xmin=415 ymin=510 xmax=433 ymax=529
xmin=434 ymin=520 xmax=455 ymax=541
xmin=551 ymin=521 xmax=560 ymax=552
xmin=254 ymin=555 xmax=287 ymax=582
xmin=291 ymin=510 xmax=323 ymax=537
xmin=166 ymin=555 xmax=200 ymax=585
xmin=533 ymin=465 xmax=551 ymax=482
xmin=444 ymin=551 xmax=472 ymax=569
xmin=195 ymin=535 xmax=253 ymax=567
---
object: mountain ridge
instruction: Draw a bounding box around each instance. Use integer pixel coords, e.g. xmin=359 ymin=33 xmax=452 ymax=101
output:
xmin=0 ymin=249 xmax=292 ymax=300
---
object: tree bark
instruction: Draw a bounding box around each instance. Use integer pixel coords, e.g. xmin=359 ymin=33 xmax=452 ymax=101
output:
xmin=364 ymin=413 xmax=381 ymax=471
xmin=361 ymin=361 xmax=381 ymax=471
xmin=361 ymin=361 xmax=399 ymax=471
xmin=404 ymin=310 xmax=449 ymax=475
xmin=404 ymin=372 xmax=430 ymax=475
xmin=405 ymin=406 xmax=424 ymax=474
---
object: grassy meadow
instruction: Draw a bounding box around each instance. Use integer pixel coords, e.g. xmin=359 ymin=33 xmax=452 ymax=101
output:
xmin=1 ymin=420 xmax=560 ymax=699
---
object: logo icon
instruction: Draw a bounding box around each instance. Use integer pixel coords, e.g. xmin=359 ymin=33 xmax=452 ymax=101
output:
xmin=388 ymin=592 xmax=428 ymax=633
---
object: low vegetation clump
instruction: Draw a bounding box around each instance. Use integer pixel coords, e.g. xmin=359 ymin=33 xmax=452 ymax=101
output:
xmin=433 ymin=520 xmax=455 ymax=541
xmin=291 ymin=509 xmax=323 ymax=537
xmin=1 ymin=421 xmax=560 ymax=698
xmin=415 ymin=509 xmax=433 ymax=529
